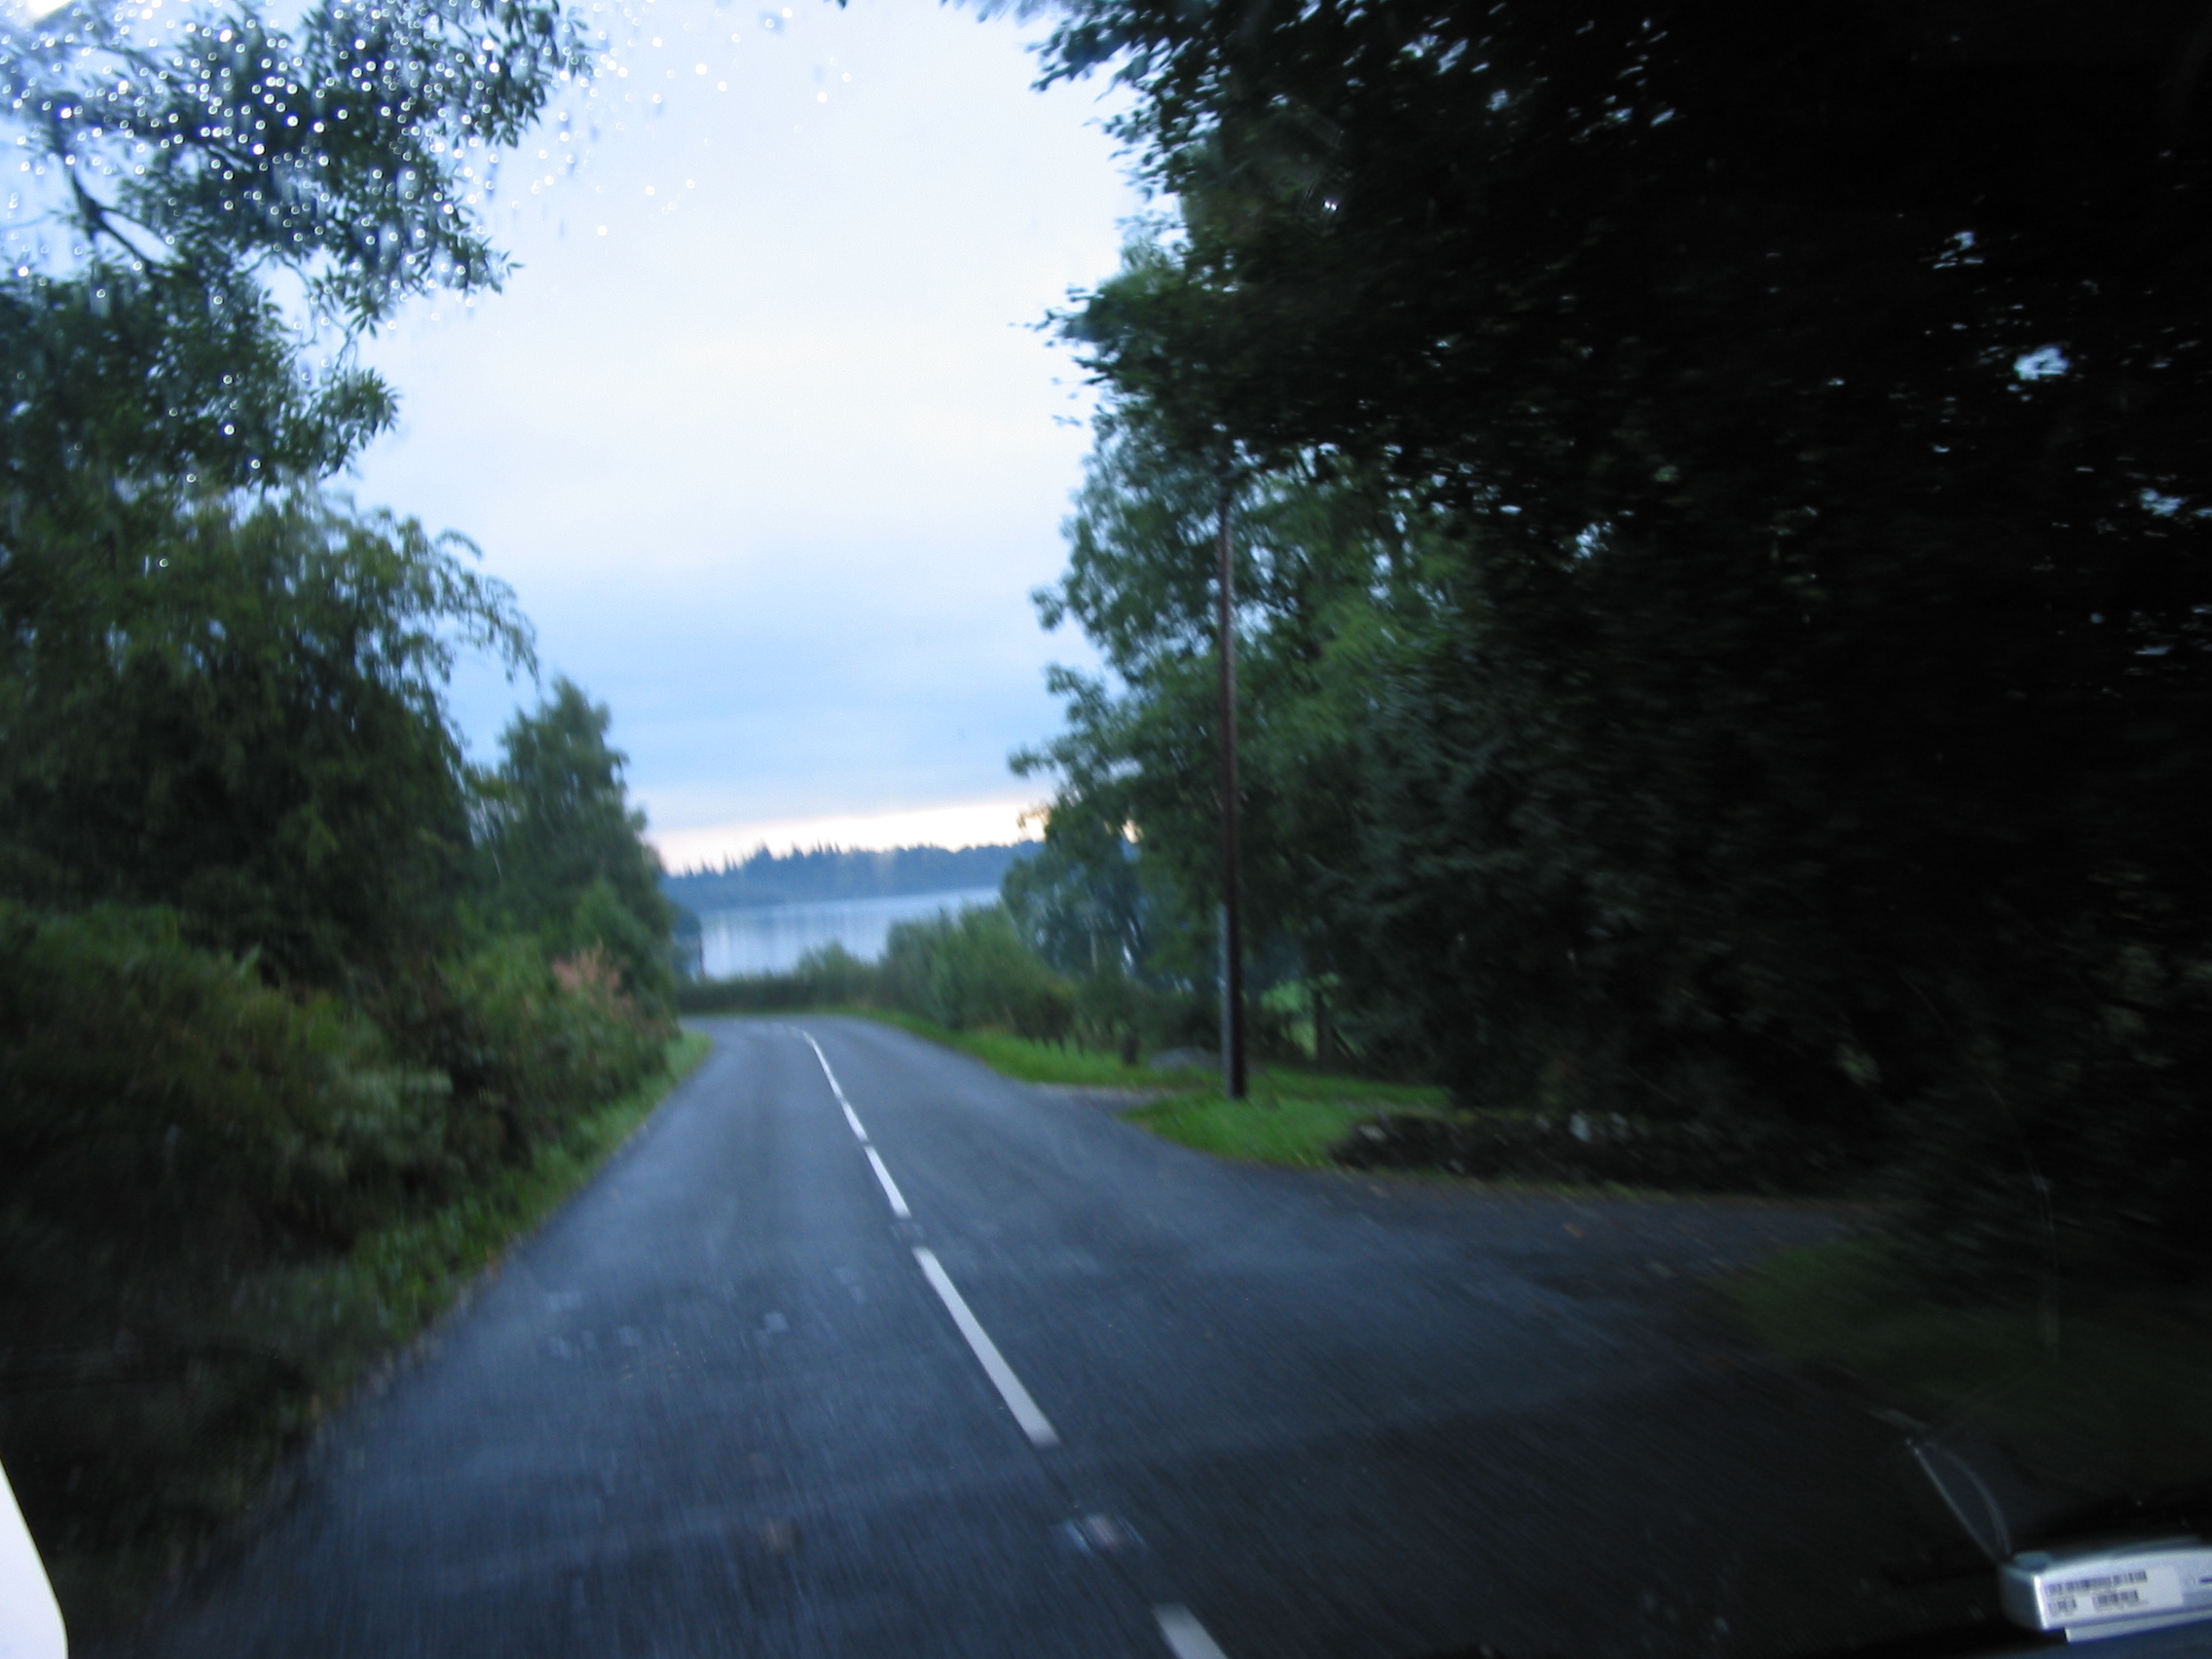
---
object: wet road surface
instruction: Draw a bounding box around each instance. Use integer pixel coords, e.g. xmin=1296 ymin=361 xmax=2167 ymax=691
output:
xmin=114 ymin=1016 xmax=1991 ymax=1659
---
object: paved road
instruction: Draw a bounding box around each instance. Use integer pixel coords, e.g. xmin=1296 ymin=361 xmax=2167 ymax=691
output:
xmin=116 ymin=1017 xmax=1991 ymax=1659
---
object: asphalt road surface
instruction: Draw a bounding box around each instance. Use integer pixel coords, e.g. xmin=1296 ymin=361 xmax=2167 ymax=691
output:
xmin=114 ymin=1016 xmax=1995 ymax=1659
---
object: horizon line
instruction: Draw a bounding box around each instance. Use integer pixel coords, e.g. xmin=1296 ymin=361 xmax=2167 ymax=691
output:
xmin=646 ymin=796 xmax=1048 ymax=867
xmin=662 ymin=839 xmax=1034 ymax=879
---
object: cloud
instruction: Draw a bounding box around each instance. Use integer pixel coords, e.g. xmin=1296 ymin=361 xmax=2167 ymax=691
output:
xmin=350 ymin=0 xmax=1139 ymax=829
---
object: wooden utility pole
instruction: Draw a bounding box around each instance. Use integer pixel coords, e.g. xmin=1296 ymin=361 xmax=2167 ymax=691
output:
xmin=1216 ymin=474 xmax=1248 ymax=1100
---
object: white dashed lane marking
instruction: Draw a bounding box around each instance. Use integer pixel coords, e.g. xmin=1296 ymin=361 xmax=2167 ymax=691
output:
xmin=1156 ymin=1605 xmax=1232 ymax=1659
xmin=793 ymin=1028 xmax=871 ymax=1140
xmin=911 ymin=1246 xmax=1061 ymax=1449
xmin=864 ymin=1146 xmax=912 ymax=1219
xmin=784 ymin=1025 xmax=1236 ymax=1646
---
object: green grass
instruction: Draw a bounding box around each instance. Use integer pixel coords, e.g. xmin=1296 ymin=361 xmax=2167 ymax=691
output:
xmin=1119 ymin=1068 xmax=1446 ymax=1167
xmin=1732 ymin=1236 xmax=2212 ymax=1495
xmin=842 ymin=1010 xmax=1208 ymax=1088
xmin=851 ymin=1009 xmax=1450 ymax=1119
xmin=706 ymin=1004 xmax=1451 ymax=1168
xmin=835 ymin=1009 xmax=1449 ymax=1162
xmin=1227 ymin=1067 xmax=1447 ymax=1110
xmin=1127 ymin=1090 xmax=1422 ymax=1166
xmin=687 ymin=999 xmax=1188 ymax=1088
xmin=838 ymin=1013 xmax=1806 ymax=1198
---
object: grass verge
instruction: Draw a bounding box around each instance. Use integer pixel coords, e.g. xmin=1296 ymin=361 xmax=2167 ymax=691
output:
xmin=1119 ymin=1068 xmax=1447 ymax=1168
xmin=841 ymin=1010 xmax=1208 ymax=1089
xmin=1126 ymin=1091 xmax=1416 ymax=1167
xmin=824 ymin=1013 xmax=1810 ymax=1198
xmin=683 ymin=1003 xmax=1190 ymax=1088
xmin=52 ymin=1031 xmax=712 ymax=1635
xmin=839 ymin=1010 xmax=1451 ymax=1161
xmin=855 ymin=1009 xmax=1454 ymax=1121
xmin=1731 ymin=1236 xmax=2212 ymax=1497
xmin=696 ymin=1005 xmax=1449 ymax=1168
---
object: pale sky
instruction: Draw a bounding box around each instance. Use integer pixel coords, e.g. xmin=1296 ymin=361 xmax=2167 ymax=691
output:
xmin=344 ymin=0 xmax=1142 ymax=865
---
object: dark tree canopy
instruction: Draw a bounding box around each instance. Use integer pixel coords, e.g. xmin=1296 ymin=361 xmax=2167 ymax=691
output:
xmin=2 ymin=0 xmax=598 ymax=983
xmin=0 ymin=493 xmax=531 ymax=982
xmin=1021 ymin=0 xmax=2212 ymax=1289
xmin=0 ymin=0 xmax=697 ymax=1608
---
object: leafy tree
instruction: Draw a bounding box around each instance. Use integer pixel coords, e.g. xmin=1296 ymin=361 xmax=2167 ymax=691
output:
xmin=0 ymin=0 xmax=713 ymax=1617
xmin=1025 ymin=4 xmax=2212 ymax=1285
xmin=2 ymin=0 xmax=582 ymax=975
xmin=0 ymin=491 xmax=531 ymax=982
xmin=475 ymin=679 xmax=677 ymax=1008
xmin=1002 ymin=821 xmax=1148 ymax=979
xmin=2 ymin=0 xmax=585 ymax=477
xmin=877 ymin=905 xmax=1074 ymax=1042
xmin=1017 ymin=400 xmax=1426 ymax=1044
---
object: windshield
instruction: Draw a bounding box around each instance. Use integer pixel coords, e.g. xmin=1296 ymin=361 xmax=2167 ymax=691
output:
xmin=3 ymin=2 xmax=2208 ymax=1657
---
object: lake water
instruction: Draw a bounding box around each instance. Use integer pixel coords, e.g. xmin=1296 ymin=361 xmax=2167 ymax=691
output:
xmin=696 ymin=888 xmax=1000 ymax=978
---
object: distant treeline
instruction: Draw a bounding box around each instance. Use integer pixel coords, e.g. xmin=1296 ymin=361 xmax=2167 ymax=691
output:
xmin=664 ymin=843 xmax=1033 ymax=913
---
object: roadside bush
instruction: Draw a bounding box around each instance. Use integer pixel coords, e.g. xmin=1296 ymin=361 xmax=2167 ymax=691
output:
xmin=1888 ymin=984 xmax=2212 ymax=1298
xmin=879 ymin=906 xmax=1075 ymax=1040
xmin=0 ymin=901 xmax=445 ymax=1265
xmin=676 ymin=908 xmax=1079 ymax=1042
xmin=0 ymin=903 xmax=687 ymax=1621
xmin=787 ymin=940 xmax=882 ymax=1007
xmin=1330 ymin=1107 xmax=1871 ymax=1196
xmin=676 ymin=940 xmax=880 ymax=1014
xmin=1069 ymin=969 xmax=1147 ymax=1057
xmin=1067 ymin=971 xmax=1223 ymax=1061
xmin=0 ymin=902 xmax=441 ymax=1606
xmin=558 ymin=876 xmax=679 ymax=1015
xmin=0 ymin=903 xmax=669 ymax=1264
xmin=378 ymin=935 xmax=671 ymax=1173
